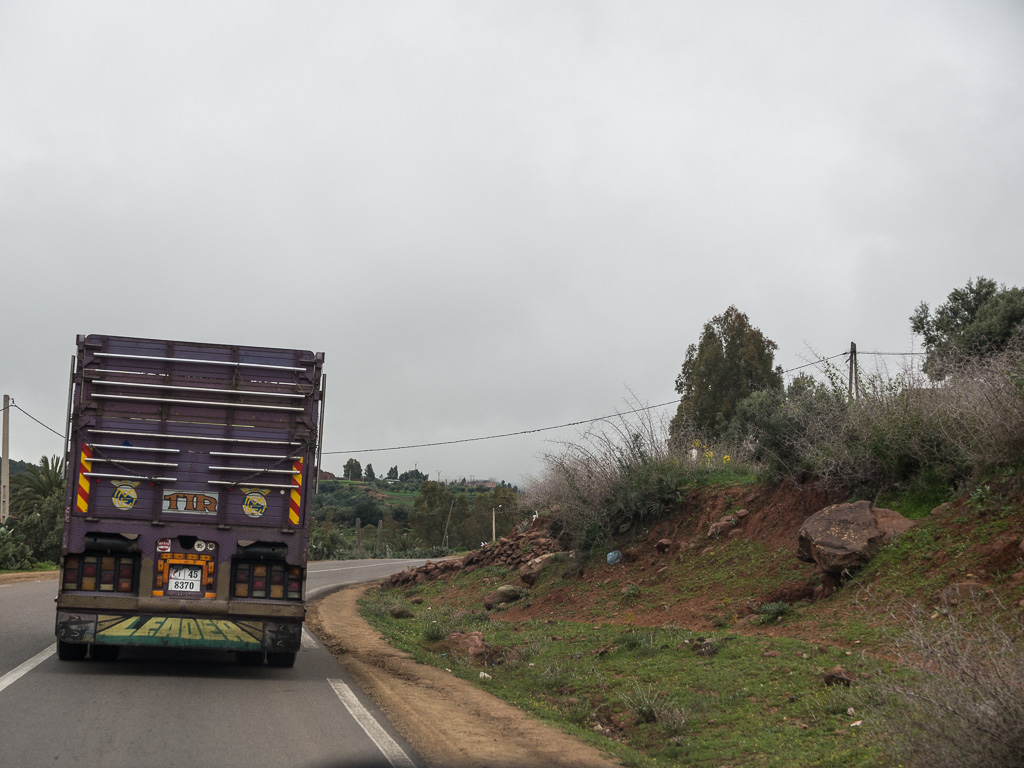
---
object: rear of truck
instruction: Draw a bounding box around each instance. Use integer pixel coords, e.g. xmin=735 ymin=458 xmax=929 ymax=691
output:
xmin=55 ymin=334 xmax=325 ymax=667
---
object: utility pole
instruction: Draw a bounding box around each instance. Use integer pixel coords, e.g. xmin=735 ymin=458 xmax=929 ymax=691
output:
xmin=847 ymin=342 xmax=858 ymax=400
xmin=491 ymin=504 xmax=502 ymax=542
xmin=1 ymin=394 xmax=9 ymax=524
xmin=442 ymin=499 xmax=455 ymax=549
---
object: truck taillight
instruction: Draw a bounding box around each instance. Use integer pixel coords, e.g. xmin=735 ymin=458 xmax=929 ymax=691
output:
xmin=232 ymin=560 xmax=302 ymax=601
xmin=287 ymin=567 xmax=302 ymax=600
xmin=252 ymin=564 xmax=268 ymax=598
xmin=63 ymin=553 xmax=138 ymax=594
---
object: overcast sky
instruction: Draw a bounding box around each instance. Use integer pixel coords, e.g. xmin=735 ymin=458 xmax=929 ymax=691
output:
xmin=2 ymin=1 xmax=1023 ymax=486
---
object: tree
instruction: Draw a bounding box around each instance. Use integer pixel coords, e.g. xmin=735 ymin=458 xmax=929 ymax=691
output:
xmin=8 ymin=456 xmax=66 ymax=564
xmin=343 ymin=458 xmax=362 ymax=481
xmin=17 ymin=493 xmax=64 ymax=563
xmin=386 ymin=465 xmax=399 ymax=480
xmin=409 ymin=481 xmax=451 ymax=546
xmin=671 ymin=306 xmax=783 ymax=438
xmin=364 ymin=463 xmax=376 ymax=482
xmin=10 ymin=455 xmax=65 ymax=513
xmin=911 ymin=277 xmax=1024 ymax=379
xmin=399 ymin=468 xmax=427 ymax=483
xmin=469 ymin=486 xmax=520 ymax=543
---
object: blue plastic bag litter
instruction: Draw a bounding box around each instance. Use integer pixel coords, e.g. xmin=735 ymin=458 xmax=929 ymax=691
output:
xmin=606 ymin=550 xmax=622 ymax=565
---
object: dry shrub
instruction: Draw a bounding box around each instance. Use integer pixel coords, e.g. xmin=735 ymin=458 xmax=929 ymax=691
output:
xmin=864 ymin=596 xmax=1024 ymax=768
xmin=524 ymin=398 xmax=669 ymax=550
xmin=525 ymin=394 xmax=748 ymax=551
xmin=736 ymin=337 xmax=1024 ymax=490
xmin=930 ymin=335 xmax=1024 ymax=469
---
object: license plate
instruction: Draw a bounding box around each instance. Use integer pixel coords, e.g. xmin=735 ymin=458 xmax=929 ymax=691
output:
xmin=168 ymin=565 xmax=203 ymax=593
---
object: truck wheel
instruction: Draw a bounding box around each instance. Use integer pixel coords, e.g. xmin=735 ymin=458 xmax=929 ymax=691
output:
xmin=267 ymin=651 xmax=296 ymax=668
xmin=57 ymin=641 xmax=88 ymax=661
xmin=236 ymin=651 xmax=265 ymax=666
xmin=90 ymin=644 xmax=120 ymax=661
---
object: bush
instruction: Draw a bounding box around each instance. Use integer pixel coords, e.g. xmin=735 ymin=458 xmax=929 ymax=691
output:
xmin=422 ymin=618 xmax=450 ymax=643
xmin=527 ymin=393 xmax=755 ymax=552
xmin=864 ymin=597 xmax=1024 ymax=768
xmin=619 ymin=630 xmax=657 ymax=652
xmin=727 ymin=338 xmax=1024 ymax=493
xmin=754 ymin=601 xmax=790 ymax=624
xmin=0 ymin=522 xmax=37 ymax=571
xmin=15 ymin=492 xmax=63 ymax=563
xmin=620 ymin=681 xmax=668 ymax=724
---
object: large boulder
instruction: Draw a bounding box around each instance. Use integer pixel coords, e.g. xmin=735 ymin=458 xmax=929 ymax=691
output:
xmin=797 ymin=500 xmax=914 ymax=575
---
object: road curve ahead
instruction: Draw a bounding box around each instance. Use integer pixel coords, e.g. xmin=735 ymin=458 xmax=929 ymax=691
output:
xmin=0 ymin=558 xmax=426 ymax=768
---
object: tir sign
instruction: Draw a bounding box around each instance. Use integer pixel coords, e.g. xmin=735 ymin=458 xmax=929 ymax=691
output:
xmin=162 ymin=491 xmax=219 ymax=515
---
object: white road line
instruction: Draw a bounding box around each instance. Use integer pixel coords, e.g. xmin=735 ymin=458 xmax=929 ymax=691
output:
xmin=328 ymin=678 xmax=417 ymax=768
xmin=301 ymin=627 xmax=319 ymax=650
xmin=0 ymin=644 xmax=55 ymax=695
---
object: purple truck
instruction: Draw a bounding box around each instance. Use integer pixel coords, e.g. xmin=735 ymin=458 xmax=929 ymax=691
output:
xmin=55 ymin=334 xmax=325 ymax=667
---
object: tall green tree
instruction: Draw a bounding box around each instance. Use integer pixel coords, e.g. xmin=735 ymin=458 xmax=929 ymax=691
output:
xmin=911 ymin=277 xmax=1024 ymax=379
xmin=671 ymin=306 xmax=783 ymax=439
xmin=343 ymin=458 xmax=362 ymax=481
xmin=409 ymin=481 xmax=451 ymax=546
xmin=364 ymin=463 xmax=376 ymax=482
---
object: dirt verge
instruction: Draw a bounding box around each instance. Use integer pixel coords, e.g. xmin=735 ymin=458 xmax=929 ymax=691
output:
xmin=0 ymin=570 xmax=58 ymax=586
xmin=308 ymin=584 xmax=622 ymax=768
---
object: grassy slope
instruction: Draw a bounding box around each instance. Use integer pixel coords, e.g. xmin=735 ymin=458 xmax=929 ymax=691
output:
xmin=360 ymin=473 xmax=1024 ymax=767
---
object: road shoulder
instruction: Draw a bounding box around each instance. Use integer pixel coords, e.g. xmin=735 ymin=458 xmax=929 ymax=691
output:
xmin=308 ymin=584 xmax=622 ymax=768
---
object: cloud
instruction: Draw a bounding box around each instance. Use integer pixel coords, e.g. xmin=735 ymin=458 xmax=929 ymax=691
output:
xmin=2 ymin=1 xmax=1023 ymax=483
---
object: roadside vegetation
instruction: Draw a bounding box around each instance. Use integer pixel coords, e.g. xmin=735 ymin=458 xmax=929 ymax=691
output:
xmin=309 ymin=475 xmax=521 ymax=560
xmin=1 ymin=455 xmax=65 ymax=572
xmin=360 ymin=276 xmax=1024 ymax=768
xmin=362 ymin=572 xmax=889 ymax=767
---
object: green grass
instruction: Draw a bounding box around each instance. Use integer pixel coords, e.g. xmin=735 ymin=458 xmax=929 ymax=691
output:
xmin=873 ymin=469 xmax=954 ymax=520
xmin=358 ymin=473 xmax=1024 ymax=767
xmin=360 ymin=587 xmax=890 ymax=768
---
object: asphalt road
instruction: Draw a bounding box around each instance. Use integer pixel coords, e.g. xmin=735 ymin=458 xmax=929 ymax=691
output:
xmin=0 ymin=559 xmax=427 ymax=768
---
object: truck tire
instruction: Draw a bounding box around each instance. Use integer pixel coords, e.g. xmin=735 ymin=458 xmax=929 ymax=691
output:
xmin=57 ymin=641 xmax=88 ymax=661
xmin=236 ymin=651 xmax=265 ymax=666
xmin=267 ymin=651 xmax=296 ymax=668
xmin=90 ymin=644 xmax=120 ymax=661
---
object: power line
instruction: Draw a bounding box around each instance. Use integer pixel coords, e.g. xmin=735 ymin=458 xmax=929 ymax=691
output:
xmin=779 ymin=349 xmax=925 ymax=376
xmin=862 ymin=351 xmax=926 ymax=356
xmin=323 ymin=400 xmax=681 ymax=455
xmin=4 ymin=346 xmax=930 ymax=457
xmin=8 ymin=401 xmax=64 ymax=439
xmin=779 ymin=353 xmax=847 ymax=375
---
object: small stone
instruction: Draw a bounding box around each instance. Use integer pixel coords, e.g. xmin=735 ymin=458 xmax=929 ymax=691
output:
xmin=824 ymin=665 xmax=855 ymax=687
